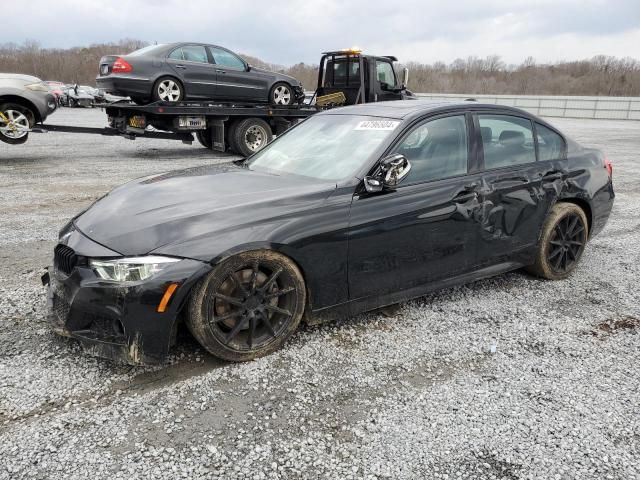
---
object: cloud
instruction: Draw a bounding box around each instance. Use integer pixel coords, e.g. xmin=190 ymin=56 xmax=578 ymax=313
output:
xmin=4 ymin=0 xmax=639 ymax=64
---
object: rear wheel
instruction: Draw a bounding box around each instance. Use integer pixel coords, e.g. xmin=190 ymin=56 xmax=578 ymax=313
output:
xmin=526 ymin=202 xmax=589 ymax=280
xmin=187 ymin=250 xmax=306 ymax=362
xmin=230 ymin=118 xmax=272 ymax=157
xmin=153 ymin=77 xmax=184 ymax=102
xmin=0 ymin=103 xmax=34 ymax=145
xmin=196 ymin=130 xmax=213 ymax=149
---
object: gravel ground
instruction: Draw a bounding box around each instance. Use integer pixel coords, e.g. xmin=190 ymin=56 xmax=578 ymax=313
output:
xmin=0 ymin=108 xmax=638 ymax=480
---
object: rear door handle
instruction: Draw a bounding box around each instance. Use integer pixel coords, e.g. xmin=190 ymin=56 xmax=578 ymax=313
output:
xmin=453 ymin=183 xmax=478 ymax=202
xmin=175 ymin=64 xmax=187 ymax=69
xmin=541 ymin=171 xmax=564 ymax=181
xmin=216 ymin=69 xmax=226 ymax=74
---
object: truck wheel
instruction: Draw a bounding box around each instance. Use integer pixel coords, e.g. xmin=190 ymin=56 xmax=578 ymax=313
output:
xmin=153 ymin=77 xmax=184 ymax=102
xmin=269 ymin=82 xmax=294 ymax=106
xmin=0 ymin=103 xmax=33 ymax=145
xmin=525 ymin=202 xmax=589 ymax=280
xmin=231 ymin=118 xmax=273 ymax=157
xmin=196 ymin=130 xmax=213 ymax=149
xmin=187 ymin=250 xmax=306 ymax=362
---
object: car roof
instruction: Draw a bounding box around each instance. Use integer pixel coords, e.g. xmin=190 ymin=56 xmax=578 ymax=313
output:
xmin=320 ymin=100 xmax=534 ymax=120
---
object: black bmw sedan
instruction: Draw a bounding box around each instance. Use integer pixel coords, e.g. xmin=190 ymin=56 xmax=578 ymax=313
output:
xmin=96 ymin=43 xmax=305 ymax=106
xmin=45 ymin=101 xmax=614 ymax=364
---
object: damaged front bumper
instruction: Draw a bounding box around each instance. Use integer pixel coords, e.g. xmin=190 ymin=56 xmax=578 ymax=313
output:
xmin=43 ymin=227 xmax=210 ymax=365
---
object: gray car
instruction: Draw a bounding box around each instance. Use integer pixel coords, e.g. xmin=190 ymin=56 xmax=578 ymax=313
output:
xmin=0 ymin=74 xmax=57 ymax=144
xmin=96 ymin=43 xmax=305 ymax=106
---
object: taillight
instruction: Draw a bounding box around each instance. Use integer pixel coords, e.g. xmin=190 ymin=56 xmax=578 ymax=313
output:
xmin=112 ymin=57 xmax=133 ymax=73
xmin=604 ymin=158 xmax=613 ymax=178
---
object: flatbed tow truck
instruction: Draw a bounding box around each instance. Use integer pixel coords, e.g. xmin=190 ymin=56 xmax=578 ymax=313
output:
xmin=5 ymin=49 xmax=414 ymax=156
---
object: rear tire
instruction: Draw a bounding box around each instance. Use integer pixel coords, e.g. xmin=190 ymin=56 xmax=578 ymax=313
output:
xmin=0 ymin=103 xmax=34 ymax=145
xmin=152 ymin=76 xmax=184 ymax=102
xmin=526 ymin=202 xmax=589 ymax=280
xmin=231 ymin=118 xmax=273 ymax=157
xmin=187 ymin=250 xmax=306 ymax=362
xmin=196 ymin=130 xmax=213 ymax=149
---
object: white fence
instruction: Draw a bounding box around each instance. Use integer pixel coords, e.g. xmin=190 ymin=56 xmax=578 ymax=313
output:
xmin=416 ymin=93 xmax=640 ymax=120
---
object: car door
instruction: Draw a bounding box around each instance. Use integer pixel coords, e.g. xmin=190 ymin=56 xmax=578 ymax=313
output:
xmin=166 ymin=45 xmax=218 ymax=98
xmin=473 ymin=112 xmax=568 ymax=267
xmin=348 ymin=113 xmax=483 ymax=301
xmin=208 ymin=46 xmax=268 ymax=101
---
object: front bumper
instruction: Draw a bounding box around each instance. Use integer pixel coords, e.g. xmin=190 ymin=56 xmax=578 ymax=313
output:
xmin=44 ymin=227 xmax=210 ymax=365
xmin=293 ymin=86 xmax=305 ymax=103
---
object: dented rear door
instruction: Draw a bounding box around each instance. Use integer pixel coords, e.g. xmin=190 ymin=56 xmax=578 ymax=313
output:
xmin=473 ymin=112 xmax=568 ymax=267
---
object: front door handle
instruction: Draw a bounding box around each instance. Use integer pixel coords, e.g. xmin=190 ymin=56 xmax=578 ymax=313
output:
xmin=216 ymin=69 xmax=226 ymax=74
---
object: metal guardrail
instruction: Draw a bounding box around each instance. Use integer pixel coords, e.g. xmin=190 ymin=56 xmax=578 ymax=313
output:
xmin=416 ymin=93 xmax=640 ymax=120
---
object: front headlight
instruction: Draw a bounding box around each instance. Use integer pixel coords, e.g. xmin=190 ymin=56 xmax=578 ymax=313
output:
xmin=25 ymin=82 xmax=50 ymax=92
xmin=90 ymin=256 xmax=181 ymax=282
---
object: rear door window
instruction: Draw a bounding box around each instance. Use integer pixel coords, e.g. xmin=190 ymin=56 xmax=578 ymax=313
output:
xmin=169 ymin=46 xmax=209 ymax=63
xmin=536 ymin=123 xmax=565 ymax=161
xmin=478 ymin=114 xmax=536 ymax=169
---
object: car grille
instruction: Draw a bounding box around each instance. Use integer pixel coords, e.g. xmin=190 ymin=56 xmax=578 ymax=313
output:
xmin=54 ymin=244 xmax=77 ymax=275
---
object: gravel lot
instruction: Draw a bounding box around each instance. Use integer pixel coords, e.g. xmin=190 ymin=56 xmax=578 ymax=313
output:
xmin=1 ymin=107 xmax=639 ymax=479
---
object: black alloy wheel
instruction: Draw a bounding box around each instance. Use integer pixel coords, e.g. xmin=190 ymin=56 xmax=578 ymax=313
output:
xmin=526 ymin=202 xmax=589 ymax=280
xmin=187 ymin=250 xmax=305 ymax=361
xmin=547 ymin=213 xmax=587 ymax=274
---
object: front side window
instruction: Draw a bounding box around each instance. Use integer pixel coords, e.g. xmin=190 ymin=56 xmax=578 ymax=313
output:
xmin=536 ymin=123 xmax=565 ymax=161
xmin=393 ymin=115 xmax=468 ymax=184
xmin=479 ymin=114 xmax=536 ymax=169
xmin=247 ymin=115 xmax=401 ymax=181
xmin=375 ymin=60 xmax=396 ymax=88
xmin=210 ymin=47 xmax=246 ymax=70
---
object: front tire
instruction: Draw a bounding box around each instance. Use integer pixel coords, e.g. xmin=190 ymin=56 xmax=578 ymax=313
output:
xmin=153 ymin=77 xmax=184 ymax=102
xmin=187 ymin=250 xmax=306 ymax=362
xmin=269 ymin=82 xmax=294 ymax=106
xmin=526 ymin=202 xmax=589 ymax=280
xmin=0 ymin=103 xmax=34 ymax=145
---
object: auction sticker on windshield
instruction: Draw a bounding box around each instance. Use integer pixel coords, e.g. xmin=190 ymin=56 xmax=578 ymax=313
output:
xmin=355 ymin=120 xmax=400 ymax=130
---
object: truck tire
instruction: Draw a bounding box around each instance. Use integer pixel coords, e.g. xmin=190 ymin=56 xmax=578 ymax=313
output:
xmin=0 ymin=103 xmax=34 ymax=145
xmin=231 ymin=118 xmax=273 ymax=157
xmin=196 ymin=130 xmax=213 ymax=149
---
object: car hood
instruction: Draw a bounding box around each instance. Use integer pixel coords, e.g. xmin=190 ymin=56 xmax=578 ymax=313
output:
xmin=74 ymin=163 xmax=336 ymax=257
xmin=0 ymin=73 xmax=40 ymax=83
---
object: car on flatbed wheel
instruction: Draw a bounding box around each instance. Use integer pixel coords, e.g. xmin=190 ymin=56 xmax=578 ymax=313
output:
xmin=96 ymin=43 xmax=305 ymax=106
xmin=0 ymin=74 xmax=57 ymax=144
xmin=44 ymin=101 xmax=614 ymax=365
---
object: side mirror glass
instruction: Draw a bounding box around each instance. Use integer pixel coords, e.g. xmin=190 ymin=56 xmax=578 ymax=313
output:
xmin=402 ymin=68 xmax=409 ymax=88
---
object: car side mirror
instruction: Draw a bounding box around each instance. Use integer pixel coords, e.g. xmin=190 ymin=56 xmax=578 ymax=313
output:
xmin=364 ymin=153 xmax=411 ymax=193
xmin=402 ymin=67 xmax=409 ymax=88
xmin=246 ymin=64 xmax=252 ymax=72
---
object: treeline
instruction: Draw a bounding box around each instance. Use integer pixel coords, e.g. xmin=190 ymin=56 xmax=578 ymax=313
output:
xmin=2 ymin=40 xmax=639 ymax=96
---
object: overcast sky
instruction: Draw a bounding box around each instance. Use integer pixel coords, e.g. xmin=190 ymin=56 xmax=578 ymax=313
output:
xmin=6 ymin=0 xmax=640 ymax=65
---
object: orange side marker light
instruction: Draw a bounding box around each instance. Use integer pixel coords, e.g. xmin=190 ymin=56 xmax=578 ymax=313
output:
xmin=157 ymin=283 xmax=179 ymax=313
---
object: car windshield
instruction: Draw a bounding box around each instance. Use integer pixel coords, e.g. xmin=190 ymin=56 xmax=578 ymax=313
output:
xmin=128 ymin=44 xmax=166 ymax=56
xmin=246 ymin=114 xmax=401 ymax=181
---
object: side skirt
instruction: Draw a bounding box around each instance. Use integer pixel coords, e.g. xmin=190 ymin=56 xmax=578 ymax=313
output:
xmin=306 ymin=261 xmax=524 ymax=325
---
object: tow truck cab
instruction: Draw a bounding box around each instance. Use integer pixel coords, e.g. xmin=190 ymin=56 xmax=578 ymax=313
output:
xmin=316 ymin=49 xmax=414 ymax=105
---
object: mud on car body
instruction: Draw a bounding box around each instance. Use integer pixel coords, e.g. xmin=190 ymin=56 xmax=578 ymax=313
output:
xmin=44 ymin=101 xmax=614 ymax=365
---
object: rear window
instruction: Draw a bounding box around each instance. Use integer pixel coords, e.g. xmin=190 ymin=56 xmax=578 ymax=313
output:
xmin=128 ymin=44 xmax=166 ymax=56
xmin=536 ymin=123 xmax=565 ymax=161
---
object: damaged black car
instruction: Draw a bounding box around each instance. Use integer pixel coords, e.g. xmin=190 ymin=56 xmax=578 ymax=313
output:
xmin=44 ymin=101 xmax=614 ymax=364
